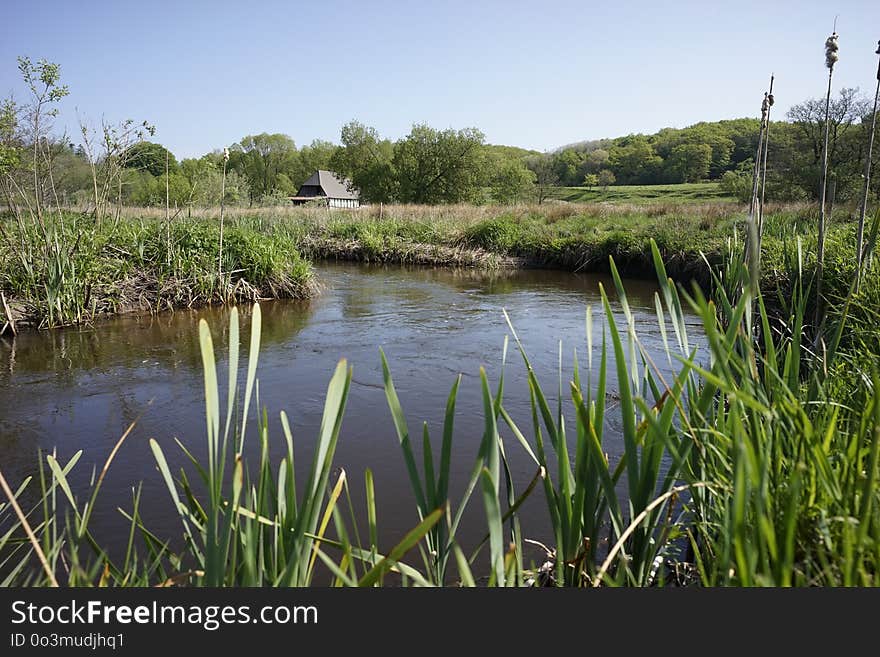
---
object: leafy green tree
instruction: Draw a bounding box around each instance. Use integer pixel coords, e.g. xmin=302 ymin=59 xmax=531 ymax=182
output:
xmin=597 ymin=169 xmax=616 ymax=190
xmin=582 ymin=173 xmax=598 ymax=189
xmin=0 ymin=99 xmax=20 ymax=175
xmin=228 ymin=133 xmax=299 ymax=204
xmin=329 ymin=121 xmax=396 ymax=203
xmin=608 ymin=136 xmax=662 ymax=184
xmin=12 ymin=57 xmax=69 ymax=212
xmin=665 ymin=143 xmax=712 ymax=183
xmin=785 ymin=87 xmax=871 ymax=200
xmin=490 ymin=159 xmax=536 ymax=203
xmin=719 ymin=168 xmax=753 ymax=203
xmin=528 ymin=155 xmax=559 ymax=204
xmin=583 ymin=148 xmax=610 ymax=173
xmin=652 ymin=124 xmax=734 ymax=178
xmin=553 ymin=148 xmax=583 ymax=186
xmin=122 ymin=141 xmax=178 ymax=177
xmin=393 ymin=124 xmax=486 ymax=204
xmin=50 ymin=141 xmax=92 ymax=204
xmin=123 ymin=169 xmax=159 ymax=205
xmin=292 ymin=139 xmax=338 ymax=187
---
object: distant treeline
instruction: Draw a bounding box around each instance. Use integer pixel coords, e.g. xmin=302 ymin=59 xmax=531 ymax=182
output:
xmin=544 ymin=86 xmax=880 ymax=203
xmin=3 ymin=77 xmax=879 ymax=208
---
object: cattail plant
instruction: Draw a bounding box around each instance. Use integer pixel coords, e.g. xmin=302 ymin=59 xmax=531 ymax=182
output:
xmin=218 ymin=146 xmax=229 ymax=280
xmin=856 ymin=40 xmax=880 ymax=286
xmin=816 ymin=29 xmax=839 ymax=325
xmin=758 ymin=76 xmax=774 ymax=245
xmin=744 ymin=79 xmax=774 ymax=297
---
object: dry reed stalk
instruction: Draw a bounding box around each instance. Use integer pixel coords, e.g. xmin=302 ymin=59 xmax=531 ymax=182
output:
xmin=165 ymin=148 xmax=171 ymax=267
xmin=857 ymin=40 xmax=880 ymax=286
xmin=218 ymin=147 xmax=229 ymax=279
xmin=758 ymin=76 xmax=775 ymax=246
xmin=1 ymin=290 xmax=16 ymax=336
xmin=817 ymin=28 xmax=839 ymax=326
xmin=745 ymin=83 xmax=772 ymax=290
xmin=0 ymin=465 xmax=57 ymax=586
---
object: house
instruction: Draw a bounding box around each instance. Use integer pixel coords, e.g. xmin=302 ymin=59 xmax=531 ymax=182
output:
xmin=290 ymin=170 xmax=360 ymax=208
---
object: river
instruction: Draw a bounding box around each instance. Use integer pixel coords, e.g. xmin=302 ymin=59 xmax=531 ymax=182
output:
xmin=0 ymin=261 xmax=703 ymax=568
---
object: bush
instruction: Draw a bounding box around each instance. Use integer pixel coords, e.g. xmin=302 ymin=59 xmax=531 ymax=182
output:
xmin=463 ymin=217 xmax=521 ymax=252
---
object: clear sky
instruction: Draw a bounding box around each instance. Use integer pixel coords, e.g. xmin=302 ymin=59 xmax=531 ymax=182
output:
xmin=2 ymin=0 xmax=879 ymax=158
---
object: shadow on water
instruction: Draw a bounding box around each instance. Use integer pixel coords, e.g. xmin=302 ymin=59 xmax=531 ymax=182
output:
xmin=0 ymin=261 xmax=703 ymax=563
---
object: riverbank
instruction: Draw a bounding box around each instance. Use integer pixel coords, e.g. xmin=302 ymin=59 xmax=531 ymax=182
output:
xmin=222 ymin=200 xmax=860 ymax=296
xmin=0 ymin=212 xmax=315 ymax=330
xmin=0 ymin=201 xmax=871 ymax=331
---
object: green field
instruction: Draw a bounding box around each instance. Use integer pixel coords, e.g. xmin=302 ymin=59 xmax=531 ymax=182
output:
xmin=548 ymin=182 xmax=735 ymax=204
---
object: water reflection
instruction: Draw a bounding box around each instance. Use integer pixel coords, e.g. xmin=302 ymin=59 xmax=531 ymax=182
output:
xmin=0 ymin=262 xmax=702 ymax=556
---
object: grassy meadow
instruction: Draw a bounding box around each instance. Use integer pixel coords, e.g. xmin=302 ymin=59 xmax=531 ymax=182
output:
xmin=546 ymin=181 xmax=734 ymax=204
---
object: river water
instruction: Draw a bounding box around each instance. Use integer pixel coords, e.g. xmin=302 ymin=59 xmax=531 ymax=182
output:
xmin=0 ymin=262 xmax=702 ymax=565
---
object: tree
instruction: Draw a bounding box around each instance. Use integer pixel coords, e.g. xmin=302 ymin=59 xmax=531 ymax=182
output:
xmin=2 ymin=57 xmax=69 ymax=215
xmin=528 ymin=155 xmax=559 ymax=204
xmin=292 ymin=139 xmax=338 ymax=187
xmin=597 ymin=169 xmax=616 ymax=190
xmin=329 ymin=121 xmax=396 ymax=203
xmin=582 ymin=173 xmax=598 ymax=190
xmin=228 ymin=133 xmax=299 ymax=204
xmin=665 ymin=143 xmax=712 ymax=183
xmin=393 ymin=124 xmax=486 ymax=204
xmin=552 ymin=148 xmax=583 ymax=186
xmin=0 ymin=99 xmax=20 ymax=175
xmin=652 ymin=124 xmax=735 ymax=178
xmin=608 ymin=136 xmax=662 ymax=184
xmin=785 ymin=87 xmax=871 ymax=200
xmin=576 ymin=148 xmax=610 ymax=183
xmin=178 ymin=155 xmax=245 ymax=208
xmin=123 ymin=141 xmax=178 ymax=177
xmin=719 ymin=168 xmax=753 ymax=203
xmin=490 ymin=159 xmax=536 ymax=204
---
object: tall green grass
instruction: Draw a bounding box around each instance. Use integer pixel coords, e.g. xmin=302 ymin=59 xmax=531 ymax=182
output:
xmin=0 ymin=211 xmax=314 ymax=328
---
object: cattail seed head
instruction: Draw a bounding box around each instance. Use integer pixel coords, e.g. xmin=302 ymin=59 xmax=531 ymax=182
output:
xmin=825 ymin=32 xmax=839 ymax=69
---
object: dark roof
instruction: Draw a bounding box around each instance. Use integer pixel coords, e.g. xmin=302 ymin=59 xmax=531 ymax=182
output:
xmin=297 ymin=170 xmax=359 ymax=200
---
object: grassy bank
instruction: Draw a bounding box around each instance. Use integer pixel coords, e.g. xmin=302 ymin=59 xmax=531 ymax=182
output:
xmin=130 ymin=201 xmax=859 ymax=297
xmin=0 ymin=211 xmax=314 ymax=329
xmin=2 ymin=201 xmax=870 ymax=331
xmin=124 ymin=202 xmax=749 ymax=286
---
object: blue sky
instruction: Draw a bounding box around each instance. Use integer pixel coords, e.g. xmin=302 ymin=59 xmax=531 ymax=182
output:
xmin=2 ymin=0 xmax=879 ymax=158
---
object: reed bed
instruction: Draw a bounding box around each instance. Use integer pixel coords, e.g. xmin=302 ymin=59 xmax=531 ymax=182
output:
xmin=0 ymin=211 xmax=315 ymax=329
